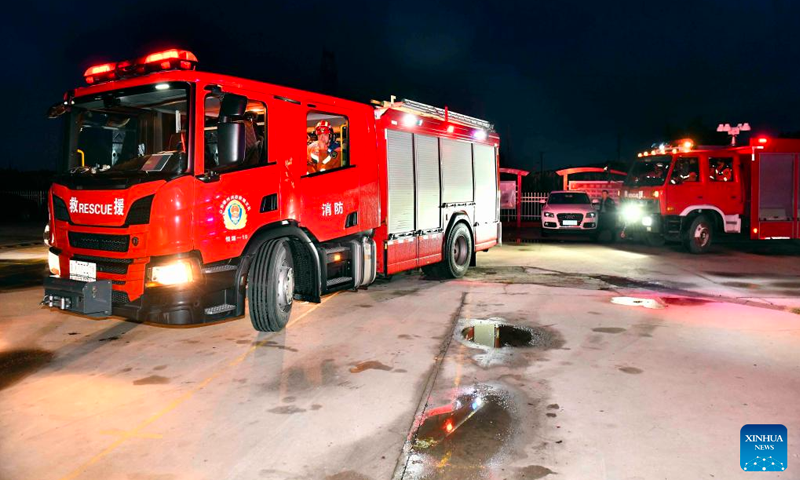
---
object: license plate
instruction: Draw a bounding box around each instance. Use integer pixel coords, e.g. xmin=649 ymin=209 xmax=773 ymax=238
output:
xmin=69 ymin=260 xmax=96 ymax=281
xmin=562 ymin=220 xmax=578 ymax=226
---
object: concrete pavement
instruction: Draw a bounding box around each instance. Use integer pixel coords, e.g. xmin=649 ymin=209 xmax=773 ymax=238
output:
xmin=1 ymin=240 xmax=798 ymax=479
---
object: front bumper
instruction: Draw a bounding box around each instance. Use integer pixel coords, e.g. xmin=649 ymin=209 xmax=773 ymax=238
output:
xmin=42 ymin=277 xmax=113 ymax=317
xmin=43 ymin=262 xmax=244 ymax=325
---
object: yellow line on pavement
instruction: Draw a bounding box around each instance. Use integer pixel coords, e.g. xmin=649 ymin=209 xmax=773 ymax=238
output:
xmin=58 ymin=293 xmax=339 ymax=480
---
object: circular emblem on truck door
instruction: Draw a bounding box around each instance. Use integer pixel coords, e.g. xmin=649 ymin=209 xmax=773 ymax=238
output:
xmin=223 ymin=199 xmax=248 ymax=230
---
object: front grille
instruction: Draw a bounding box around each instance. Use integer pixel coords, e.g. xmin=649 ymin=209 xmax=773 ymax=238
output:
xmin=557 ymin=213 xmax=584 ymax=224
xmin=71 ymin=254 xmax=132 ymax=274
xmin=112 ymin=290 xmax=130 ymax=305
xmin=69 ymin=232 xmax=130 ymax=252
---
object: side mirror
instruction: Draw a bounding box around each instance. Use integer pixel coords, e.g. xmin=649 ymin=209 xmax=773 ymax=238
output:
xmin=217 ymin=122 xmax=245 ymax=166
xmin=539 ymin=199 xmax=547 ymax=205
xmin=217 ymin=93 xmax=249 ymax=166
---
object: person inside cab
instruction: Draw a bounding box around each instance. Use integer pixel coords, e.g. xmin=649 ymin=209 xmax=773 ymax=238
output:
xmin=711 ymin=159 xmax=733 ymax=182
xmin=307 ymin=120 xmax=341 ymax=174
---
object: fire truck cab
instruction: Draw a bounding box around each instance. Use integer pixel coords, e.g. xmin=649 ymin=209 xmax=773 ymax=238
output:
xmin=42 ymin=50 xmax=500 ymax=331
xmin=619 ymin=137 xmax=800 ymax=253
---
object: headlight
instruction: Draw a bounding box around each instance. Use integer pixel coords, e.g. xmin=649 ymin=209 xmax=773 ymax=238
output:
xmin=43 ymin=224 xmax=51 ymax=247
xmin=48 ymin=251 xmax=60 ymax=276
xmin=148 ymin=259 xmax=195 ymax=286
xmin=543 ymin=211 xmax=554 ymax=218
xmin=622 ymin=204 xmax=643 ymax=222
xmin=586 ymin=212 xmax=597 ymax=218
xmin=642 ymin=216 xmax=653 ymax=227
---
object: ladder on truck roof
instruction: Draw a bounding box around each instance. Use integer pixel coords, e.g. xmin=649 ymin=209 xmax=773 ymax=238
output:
xmin=377 ymin=97 xmax=494 ymax=131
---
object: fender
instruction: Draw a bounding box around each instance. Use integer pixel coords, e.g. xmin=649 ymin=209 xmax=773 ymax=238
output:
xmin=678 ymin=205 xmax=740 ymax=233
xmin=236 ymin=221 xmax=323 ymax=308
xmin=444 ymin=210 xmax=475 ymax=252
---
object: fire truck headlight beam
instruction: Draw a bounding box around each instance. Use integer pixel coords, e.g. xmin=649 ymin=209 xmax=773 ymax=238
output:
xmin=149 ymin=259 xmax=195 ymax=286
xmin=622 ymin=204 xmax=643 ymax=223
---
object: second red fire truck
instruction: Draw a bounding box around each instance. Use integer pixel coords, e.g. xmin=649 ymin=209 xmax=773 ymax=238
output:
xmin=42 ymin=49 xmax=501 ymax=331
xmin=619 ymin=136 xmax=800 ymax=253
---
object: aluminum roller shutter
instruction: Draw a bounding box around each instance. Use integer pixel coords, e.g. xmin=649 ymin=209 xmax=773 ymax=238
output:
xmin=414 ymin=134 xmax=441 ymax=230
xmin=440 ymin=138 xmax=474 ymax=204
xmin=473 ymin=144 xmax=497 ymax=223
xmin=387 ymin=130 xmax=415 ymax=234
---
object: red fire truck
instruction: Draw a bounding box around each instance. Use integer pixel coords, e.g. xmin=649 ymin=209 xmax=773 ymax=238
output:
xmin=42 ymin=49 xmax=501 ymax=331
xmin=619 ymin=136 xmax=800 ymax=253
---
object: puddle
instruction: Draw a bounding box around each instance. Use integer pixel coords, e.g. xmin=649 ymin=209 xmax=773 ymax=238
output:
xmin=461 ymin=320 xmax=556 ymax=349
xmin=610 ymin=297 xmax=664 ymax=309
xmin=661 ymin=297 xmax=711 ymax=306
xmin=405 ymin=385 xmax=517 ymax=479
xmin=0 ymin=349 xmax=55 ymax=391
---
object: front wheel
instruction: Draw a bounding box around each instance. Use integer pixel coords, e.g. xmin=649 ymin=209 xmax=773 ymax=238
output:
xmin=683 ymin=215 xmax=713 ymax=254
xmin=247 ymin=239 xmax=294 ymax=332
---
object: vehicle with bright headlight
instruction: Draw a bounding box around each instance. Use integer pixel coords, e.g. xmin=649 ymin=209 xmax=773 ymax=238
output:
xmin=620 ymin=136 xmax=800 ymax=253
xmin=41 ymin=48 xmax=501 ymax=331
xmin=540 ymin=191 xmax=599 ymax=238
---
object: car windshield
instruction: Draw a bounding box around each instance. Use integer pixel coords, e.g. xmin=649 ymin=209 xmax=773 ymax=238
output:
xmin=63 ymin=82 xmax=190 ymax=177
xmin=624 ymin=155 xmax=672 ymax=187
xmin=548 ymin=192 xmax=591 ymax=204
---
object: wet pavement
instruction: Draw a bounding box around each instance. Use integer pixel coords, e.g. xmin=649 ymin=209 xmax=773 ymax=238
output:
xmin=1 ymin=238 xmax=799 ymax=479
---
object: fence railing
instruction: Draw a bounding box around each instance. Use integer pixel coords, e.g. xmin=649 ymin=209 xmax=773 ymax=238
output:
xmin=2 ymin=190 xmax=48 ymax=208
xmin=501 ymin=192 xmax=548 ymax=222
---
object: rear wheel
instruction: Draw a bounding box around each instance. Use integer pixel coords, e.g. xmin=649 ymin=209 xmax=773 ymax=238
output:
xmin=683 ymin=215 xmax=713 ymax=254
xmin=247 ymin=239 xmax=294 ymax=332
xmin=423 ymin=223 xmax=472 ymax=279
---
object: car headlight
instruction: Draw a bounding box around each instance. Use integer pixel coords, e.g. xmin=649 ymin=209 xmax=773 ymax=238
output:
xmin=148 ymin=259 xmax=196 ymax=287
xmin=43 ymin=224 xmax=51 ymax=247
xmin=642 ymin=216 xmax=653 ymax=227
xmin=48 ymin=251 xmax=60 ymax=276
xmin=543 ymin=211 xmax=554 ymax=218
xmin=621 ymin=204 xmax=643 ymax=222
xmin=586 ymin=212 xmax=597 ymax=218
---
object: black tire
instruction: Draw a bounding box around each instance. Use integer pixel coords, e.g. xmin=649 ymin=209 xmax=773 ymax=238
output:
xmin=441 ymin=222 xmax=472 ymax=278
xmin=424 ymin=223 xmax=473 ymax=279
xmin=645 ymin=233 xmax=666 ymax=247
xmin=247 ymin=238 xmax=294 ymax=332
xmin=683 ymin=215 xmax=713 ymax=254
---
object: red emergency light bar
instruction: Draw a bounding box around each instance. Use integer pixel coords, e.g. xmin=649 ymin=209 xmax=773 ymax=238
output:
xmin=83 ymin=49 xmax=198 ymax=85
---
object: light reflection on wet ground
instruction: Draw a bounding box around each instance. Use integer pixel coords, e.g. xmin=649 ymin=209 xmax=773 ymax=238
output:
xmin=404 ymin=384 xmax=518 ymax=480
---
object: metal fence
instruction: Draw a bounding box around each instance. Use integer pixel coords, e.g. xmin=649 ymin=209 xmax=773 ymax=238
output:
xmin=500 ymin=192 xmax=548 ymax=222
xmin=2 ymin=190 xmax=48 ymax=207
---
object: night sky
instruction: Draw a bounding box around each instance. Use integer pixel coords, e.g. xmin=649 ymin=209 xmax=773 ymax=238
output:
xmin=7 ymin=0 xmax=800 ymax=172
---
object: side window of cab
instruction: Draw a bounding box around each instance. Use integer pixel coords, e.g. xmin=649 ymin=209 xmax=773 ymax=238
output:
xmin=305 ymin=112 xmax=349 ymax=175
xmin=670 ymin=157 xmax=700 ymax=184
xmin=204 ymin=93 xmax=268 ymax=172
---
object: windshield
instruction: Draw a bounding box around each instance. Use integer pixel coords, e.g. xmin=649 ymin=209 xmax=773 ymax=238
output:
xmin=548 ymin=192 xmax=591 ymax=204
xmin=624 ymin=155 xmax=672 ymax=187
xmin=63 ymin=82 xmax=190 ymax=177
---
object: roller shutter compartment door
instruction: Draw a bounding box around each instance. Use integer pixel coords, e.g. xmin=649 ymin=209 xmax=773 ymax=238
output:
xmin=386 ymin=130 xmax=415 ymax=234
xmin=440 ymin=138 xmax=474 ymax=204
xmin=414 ymin=134 xmax=441 ymax=231
xmin=473 ymin=144 xmax=497 ymax=223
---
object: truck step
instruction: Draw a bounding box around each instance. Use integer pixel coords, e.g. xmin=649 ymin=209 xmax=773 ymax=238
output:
xmin=326 ymin=276 xmax=353 ymax=288
xmin=204 ymin=304 xmax=236 ymax=315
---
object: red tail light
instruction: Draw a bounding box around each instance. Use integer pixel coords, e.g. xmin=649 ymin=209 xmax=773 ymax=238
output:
xmin=757 ymin=137 xmax=768 ymax=144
